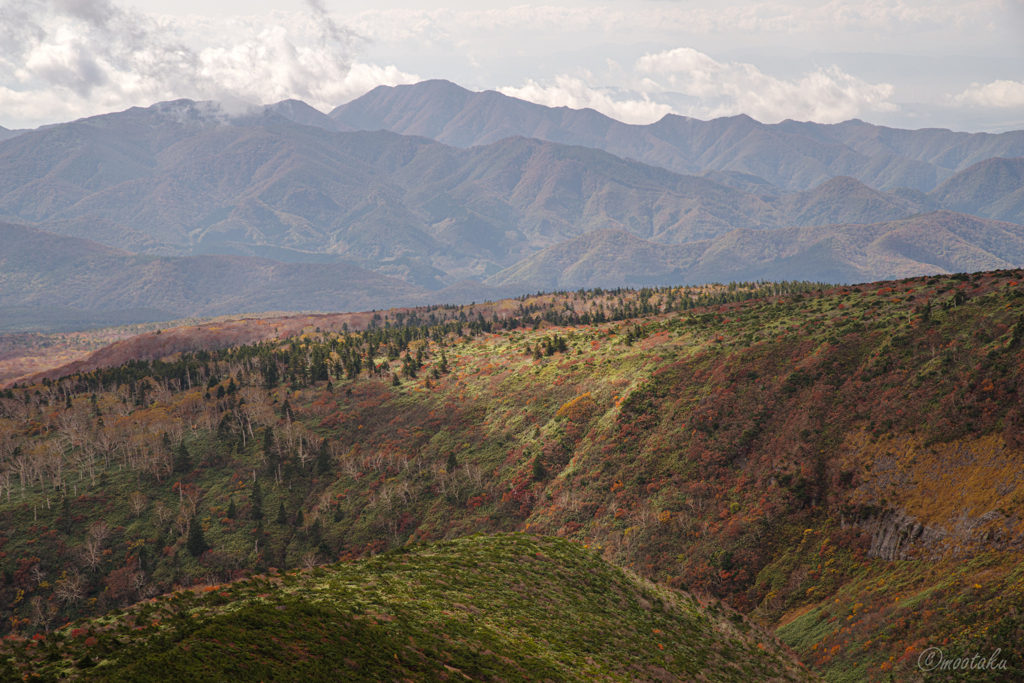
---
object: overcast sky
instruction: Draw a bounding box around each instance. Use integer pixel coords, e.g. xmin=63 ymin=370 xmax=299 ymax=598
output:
xmin=1 ymin=0 xmax=1022 ymax=132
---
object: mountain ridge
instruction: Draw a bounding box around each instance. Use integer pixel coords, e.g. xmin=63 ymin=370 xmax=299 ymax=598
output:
xmin=332 ymin=80 xmax=1024 ymax=192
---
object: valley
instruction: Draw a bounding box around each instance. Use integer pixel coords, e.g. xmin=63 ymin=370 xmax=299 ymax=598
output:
xmin=0 ymin=272 xmax=1021 ymax=681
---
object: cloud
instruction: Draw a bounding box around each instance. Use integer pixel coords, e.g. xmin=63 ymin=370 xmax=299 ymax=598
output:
xmin=0 ymin=0 xmax=417 ymax=127
xmin=348 ymin=1 xmax=1003 ymax=42
xmin=953 ymin=80 xmax=1024 ymax=108
xmin=498 ymin=76 xmax=673 ymax=125
xmin=636 ymin=48 xmax=897 ymax=123
xmin=495 ymin=47 xmax=900 ymax=127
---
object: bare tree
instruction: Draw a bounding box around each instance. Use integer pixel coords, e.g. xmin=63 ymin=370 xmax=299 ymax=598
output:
xmin=29 ymin=595 xmax=55 ymax=629
xmin=154 ymin=500 xmax=173 ymax=525
xmin=174 ymin=513 xmax=190 ymax=538
xmin=0 ymin=471 xmax=12 ymax=502
xmin=78 ymin=537 xmax=104 ymax=570
xmin=129 ymin=491 xmax=148 ymax=517
xmin=29 ymin=563 xmax=47 ymax=586
xmin=88 ymin=520 xmax=111 ymax=544
xmin=53 ymin=570 xmax=87 ymax=605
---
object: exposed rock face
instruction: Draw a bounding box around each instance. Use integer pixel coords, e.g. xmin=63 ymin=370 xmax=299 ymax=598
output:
xmin=858 ymin=508 xmax=1021 ymax=561
xmin=860 ymin=509 xmax=928 ymax=561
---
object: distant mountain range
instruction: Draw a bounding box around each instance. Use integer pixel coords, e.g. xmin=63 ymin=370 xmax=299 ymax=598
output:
xmin=0 ymin=222 xmax=512 ymax=326
xmin=1 ymin=85 xmax=1023 ymax=326
xmin=487 ymin=211 xmax=1024 ymax=290
xmin=6 ymin=208 xmax=1022 ymax=328
xmin=332 ymin=80 xmax=1024 ymax=193
xmin=0 ymin=125 xmax=23 ymax=143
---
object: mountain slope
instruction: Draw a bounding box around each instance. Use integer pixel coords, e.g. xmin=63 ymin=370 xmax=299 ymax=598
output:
xmin=7 ymin=207 xmax=1022 ymax=320
xmin=2 ymin=535 xmax=814 ymax=682
xmin=1 ymin=276 xmax=1023 ymax=682
xmin=487 ymin=211 xmax=1024 ymax=288
xmin=2 ymin=95 xmax=1022 ymax=297
xmin=0 ymin=222 xmax=438 ymax=317
xmin=768 ymin=175 xmax=925 ymax=226
xmin=0 ymin=107 xmax=817 ymax=282
xmin=929 ymin=156 xmax=1024 ymax=225
xmin=332 ymin=80 xmax=1024 ymax=192
xmin=0 ymin=100 xmax=963 ymax=286
xmin=0 ymin=126 xmax=22 ymax=143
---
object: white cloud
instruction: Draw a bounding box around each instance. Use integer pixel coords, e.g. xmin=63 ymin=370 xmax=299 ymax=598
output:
xmin=347 ymin=0 xmax=1003 ymax=43
xmin=498 ymin=76 xmax=673 ymax=125
xmin=953 ymin=80 xmax=1024 ymax=108
xmin=494 ymin=50 xmax=899 ymax=127
xmin=0 ymin=0 xmax=1014 ymax=131
xmin=636 ymin=48 xmax=897 ymax=124
xmin=0 ymin=0 xmax=417 ymax=128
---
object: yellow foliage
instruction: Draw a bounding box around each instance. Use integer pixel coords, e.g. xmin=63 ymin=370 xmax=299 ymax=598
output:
xmin=841 ymin=431 xmax=1024 ymax=539
xmin=556 ymin=392 xmax=598 ymax=421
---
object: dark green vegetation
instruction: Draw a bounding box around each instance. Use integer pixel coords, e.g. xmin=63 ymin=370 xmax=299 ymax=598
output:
xmin=1 ymin=272 xmax=1024 ymax=681
xmin=333 ymin=80 xmax=1024 ymax=193
xmin=0 ymin=534 xmax=814 ymax=682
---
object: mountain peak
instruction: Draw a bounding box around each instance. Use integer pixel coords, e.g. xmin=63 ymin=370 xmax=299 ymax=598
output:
xmin=264 ymin=99 xmax=348 ymax=132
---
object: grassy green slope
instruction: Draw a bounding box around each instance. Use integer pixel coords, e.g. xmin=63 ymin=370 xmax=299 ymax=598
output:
xmin=0 ymin=535 xmax=814 ymax=682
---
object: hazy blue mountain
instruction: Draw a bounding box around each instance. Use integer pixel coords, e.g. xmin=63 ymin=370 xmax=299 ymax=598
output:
xmin=3 ymin=101 xmax=926 ymax=284
xmin=0 ymin=221 xmax=515 ymax=320
xmin=1 ymin=97 xmax=971 ymax=288
xmin=0 ymin=125 xmax=27 ymax=143
xmin=2 ymin=93 xmax=1023 ymax=312
xmin=332 ymin=80 xmax=1024 ymax=192
xmin=929 ymin=156 xmax=1024 ymax=225
xmin=486 ymin=211 xmax=1024 ymax=289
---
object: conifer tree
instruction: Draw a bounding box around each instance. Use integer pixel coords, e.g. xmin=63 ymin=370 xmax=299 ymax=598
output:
xmin=316 ymin=441 xmax=331 ymax=475
xmin=447 ymin=450 xmax=457 ymax=472
xmin=251 ymin=480 xmax=264 ymax=520
xmin=173 ymin=443 xmax=191 ymax=474
xmin=187 ymin=521 xmax=209 ymax=557
xmin=532 ymin=455 xmax=546 ymax=480
xmin=261 ymin=356 xmax=279 ymax=389
xmin=276 ymin=502 xmax=287 ymax=525
xmin=1011 ymin=314 xmax=1024 ymax=348
xmin=226 ymin=499 xmax=236 ymax=519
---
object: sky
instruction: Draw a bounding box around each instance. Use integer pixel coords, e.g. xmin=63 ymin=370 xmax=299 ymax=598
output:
xmin=0 ymin=0 xmax=1022 ymax=132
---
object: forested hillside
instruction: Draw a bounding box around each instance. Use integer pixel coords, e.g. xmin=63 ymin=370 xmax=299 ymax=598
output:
xmin=0 ymin=272 xmax=1022 ymax=681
